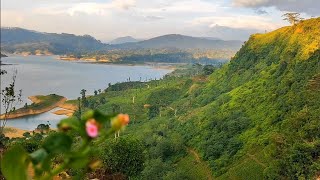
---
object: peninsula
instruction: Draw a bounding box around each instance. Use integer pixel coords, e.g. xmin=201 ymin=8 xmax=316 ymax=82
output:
xmin=0 ymin=94 xmax=67 ymax=119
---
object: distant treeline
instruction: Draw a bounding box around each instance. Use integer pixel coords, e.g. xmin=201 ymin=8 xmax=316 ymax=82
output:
xmin=73 ymin=49 xmax=233 ymax=64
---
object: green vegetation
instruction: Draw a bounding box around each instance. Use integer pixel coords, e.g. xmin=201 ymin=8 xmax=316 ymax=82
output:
xmin=62 ymin=49 xmax=232 ymax=64
xmin=21 ymin=94 xmax=64 ymax=111
xmin=1 ymin=111 xmax=132 ymax=180
xmin=80 ymin=18 xmax=320 ymax=179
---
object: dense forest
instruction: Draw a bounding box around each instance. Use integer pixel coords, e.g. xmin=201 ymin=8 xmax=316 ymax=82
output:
xmin=74 ymin=49 xmax=234 ymax=64
xmin=78 ymin=17 xmax=320 ymax=179
xmin=1 ymin=18 xmax=319 ymax=179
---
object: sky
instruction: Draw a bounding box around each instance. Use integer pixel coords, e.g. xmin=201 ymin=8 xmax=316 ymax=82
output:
xmin=1 ymin=0 xmax=319 ymax=42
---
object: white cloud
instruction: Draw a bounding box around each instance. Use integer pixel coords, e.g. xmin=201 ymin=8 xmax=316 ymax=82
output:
xmin=112 ymin=0 xmax=136 ymax=10
xmin=232 ymin=0 xmax=320 ymax=15
xmin=32 ymin=0 xmax=136 ymax=16
xmin=137 ymin=0 xmax=219 ymax=14
xmin=1 ymin=10 xmax=25 ymax=26
xmin=191 ymin=15 xmax=282 ymax=30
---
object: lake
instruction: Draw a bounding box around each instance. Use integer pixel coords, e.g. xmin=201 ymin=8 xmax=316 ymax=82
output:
xmin=1 ymin=55 xmax=172 ymax=130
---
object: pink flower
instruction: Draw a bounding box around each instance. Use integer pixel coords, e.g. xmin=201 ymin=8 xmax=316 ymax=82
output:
xmin=86 ymin=119 xmax=99 ymax=138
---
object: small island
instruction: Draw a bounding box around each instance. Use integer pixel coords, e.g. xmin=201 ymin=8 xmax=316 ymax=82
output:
xmin=0 ymin=94 xmax=67 ymax=119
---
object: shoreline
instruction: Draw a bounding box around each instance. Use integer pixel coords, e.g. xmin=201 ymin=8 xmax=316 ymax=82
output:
xmin=0 ymin=95 xmax=67 ymax=119
xmin=53 ymin=102 xmax=78 ymax=117
xmin=3 ymin=54 xmax=179 ymax=70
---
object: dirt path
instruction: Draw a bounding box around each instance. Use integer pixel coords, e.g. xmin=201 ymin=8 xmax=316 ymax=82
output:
xmin=187 ymin=148 xmax=214 ymax=180
xmin=188 ymin=148 xmax=201 ymax=163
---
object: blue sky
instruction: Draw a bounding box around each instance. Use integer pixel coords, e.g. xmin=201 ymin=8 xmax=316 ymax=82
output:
xmin=1 ymin=0 xmax=318 ymax=42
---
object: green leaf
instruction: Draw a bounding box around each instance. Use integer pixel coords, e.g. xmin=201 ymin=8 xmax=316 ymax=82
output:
xmin=30 ymin=148 xmax=48 ymax=165
xmin=1 ymin=145 xmax=30 ymax=180
xmin=93 ymin=110 xmax=114 ymax=123
xmin=67 ymin=146 xmax=90 ymax=169
xmin=68 ymin=156 xmax=89 ymax=169
xmin=81 ymin=110 xmax=94 ymax=121
xmin=58 ymin=117 xmax=81 ymax=131
xmin=42 ymin=133 xmax=72 ymax=154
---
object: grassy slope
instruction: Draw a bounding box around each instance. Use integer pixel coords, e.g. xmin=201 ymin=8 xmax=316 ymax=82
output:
xmin=87 ymin=18 xmax=320 ymax=179
xmin=26 ymin=94 xmax=65 ymax=110
xmin=181 ymin=18 xmax=320 ymax=178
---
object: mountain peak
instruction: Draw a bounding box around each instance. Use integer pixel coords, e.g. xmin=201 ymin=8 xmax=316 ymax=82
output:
xmin=109 ymin=36 xmax=140 ymax=44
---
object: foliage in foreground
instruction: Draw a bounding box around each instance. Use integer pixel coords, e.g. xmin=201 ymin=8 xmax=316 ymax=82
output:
xmin=0 ymin=110 xmax=131 ymax=180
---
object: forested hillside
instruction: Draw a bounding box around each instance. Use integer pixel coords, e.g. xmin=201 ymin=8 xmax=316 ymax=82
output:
xmin=0 ymin=28 xmax=241 ymax=57
xmin=111 ymin=34 xmax=242 ymax=50
xmin=0 ymin=27 xmax=105 ymax=54
xmin=82 ymin=17 xmax=320 ymax=179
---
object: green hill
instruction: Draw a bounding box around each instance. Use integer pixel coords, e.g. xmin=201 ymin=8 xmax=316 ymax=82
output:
xmin=181 ymin=18 xmax=320 ymax=179
xmin=81 ymin=18 xmax=320 ymax=179
xmin=113 ymin=34 xmax=242 ymax=50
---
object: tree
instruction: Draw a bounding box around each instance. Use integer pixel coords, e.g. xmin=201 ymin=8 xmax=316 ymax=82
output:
xmin=111 ymin=103 xmax=121 ymax=113
xmin=99 ymin=97 xmax=107 ymax=104
xmin=282 ymin=12 xmax=303 ymax=25
xmin=94 ymin=90 xmax=98 ymax=96
xmin=103 ymin=138 xmax=145 ymax=177
xmin=148 ymin=106 xmax=160 ymax=119
xmin=80 ymin=89 xmax=88 ymax=107
xmin=202 ymin=65 xmax=215 ymax=75
xmin=0 ymin=69 xmax=22 ymax=135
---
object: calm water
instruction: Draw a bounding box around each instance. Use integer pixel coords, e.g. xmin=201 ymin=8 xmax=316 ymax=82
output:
xmin=1 ymin=55 xmax=172 ymax=130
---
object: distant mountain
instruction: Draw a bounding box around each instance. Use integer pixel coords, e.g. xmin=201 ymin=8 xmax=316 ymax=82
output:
xmin=1 ymin=28 xmax=243 ymax=55
xmin=113 ymin=34 xmax=242 ymax=50
xmin=0 ymin=27 xmax=105 ymax=54
xmin=198 ymin=37 xmax=222 ymax=41
xmin=109 ymin=36 xmax=140 ymax=44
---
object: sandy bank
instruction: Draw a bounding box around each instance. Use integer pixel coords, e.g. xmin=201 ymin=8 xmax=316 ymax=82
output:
xmin=54 ymin=102 xmax=78 ymax=117
xmin=52 ymin=109 xmax=74 ymax=117
xmin=3 ymin=127 xmax=27 ymax=138
xmin=58 ymin=103 xmax=78 ymax=111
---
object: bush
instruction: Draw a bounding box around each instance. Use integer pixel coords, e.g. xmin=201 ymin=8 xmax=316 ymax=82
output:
xmin=102 ymin=138 xmax=145 ymax=177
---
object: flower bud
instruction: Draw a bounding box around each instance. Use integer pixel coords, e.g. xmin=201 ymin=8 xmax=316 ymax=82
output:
xmin=111 ymin=114 xmax=130 ymax=131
